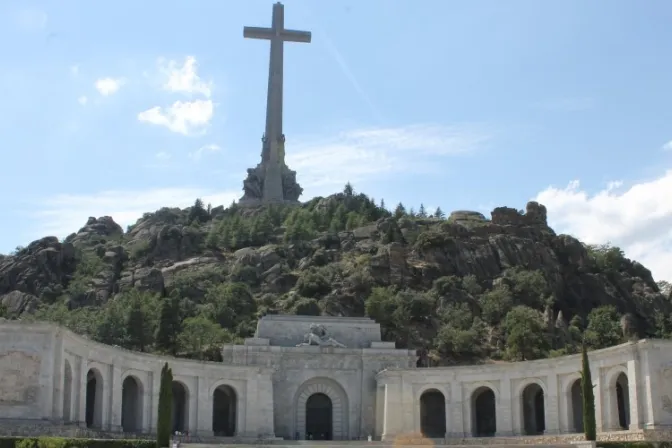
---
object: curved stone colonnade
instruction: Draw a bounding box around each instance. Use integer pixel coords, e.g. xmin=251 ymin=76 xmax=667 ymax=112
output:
xmin=2 ymin=320 xmax=672 ymax=441
xmin=0 ymin=322 xmax=275 ymax=438
xmin=377 ymin=340 xmax=672 ymax=441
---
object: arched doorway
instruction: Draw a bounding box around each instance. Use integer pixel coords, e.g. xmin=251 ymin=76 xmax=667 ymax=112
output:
xmin=420 ymin=389 xmax=446 ymax=438
xmin=121 ymin=376 xmax=143 ymax=433
xmin=569 ymin=379 xmax=584 ymax=433
xmin=62 ymin=360 xmax=72 ymax=422
xmin=472 ymin=386 xmax=496 ymax=437
xmin=85 ymin=369 xmax=104 ymax=428
xmin=521 ymin=383 xmax=545 ymax=435
xmin=212 ymin=385 xmax=237 ymax=436
xmin=615 ymin=373 xmax=630 ymax=430
xmin=171 ymin=381 xmax=189 ymax=432
xmin=306 ymin=393 xmax=333 ymax=440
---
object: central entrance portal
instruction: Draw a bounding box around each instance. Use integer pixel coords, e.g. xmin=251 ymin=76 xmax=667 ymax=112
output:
xmin=306 ymin=393 xmax=332 ymax=440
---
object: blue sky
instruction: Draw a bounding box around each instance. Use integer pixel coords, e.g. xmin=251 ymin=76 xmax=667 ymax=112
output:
xmin=1 ymin=0 xmax=671 ymax=281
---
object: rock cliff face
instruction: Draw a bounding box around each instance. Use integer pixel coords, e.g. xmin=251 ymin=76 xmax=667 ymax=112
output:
xmin=0 ymin=192 xmax=669 ymax=363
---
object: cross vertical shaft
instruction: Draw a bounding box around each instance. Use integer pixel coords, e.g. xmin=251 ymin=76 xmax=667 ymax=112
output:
xmin=244 ymin=2 xmax=311 ymax=164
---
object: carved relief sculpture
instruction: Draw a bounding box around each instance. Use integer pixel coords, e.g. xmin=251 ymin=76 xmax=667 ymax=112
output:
xmin=296 ymin=323 xmax=346 ymax=348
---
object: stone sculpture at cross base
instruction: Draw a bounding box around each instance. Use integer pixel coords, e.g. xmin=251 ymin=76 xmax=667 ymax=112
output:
xmin=240 ymin=135 xmax=303 ymax=206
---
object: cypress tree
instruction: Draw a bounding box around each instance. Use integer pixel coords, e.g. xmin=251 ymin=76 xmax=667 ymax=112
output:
xmin=581 ymin=341 xmax=597 ymax=441
xmin=156 ymin=295 xmax=181 ymax=355
xmin=157 ymin=363 xmax=174 ymax=448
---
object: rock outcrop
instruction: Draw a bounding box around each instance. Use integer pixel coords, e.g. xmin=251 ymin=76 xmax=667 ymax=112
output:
xmin=0 ymin=193 xmax=668 ymax=362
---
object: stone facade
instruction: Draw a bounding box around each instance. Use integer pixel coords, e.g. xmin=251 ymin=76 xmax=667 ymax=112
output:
xmin=1 ymin=316 xmax=672 ymax=442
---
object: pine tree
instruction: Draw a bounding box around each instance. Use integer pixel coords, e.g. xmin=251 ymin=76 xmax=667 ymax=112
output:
xmin=343 ymin=182 xmax=354 ymax=196
xmin=434 ymin=207 xmax=445 ymax=219
xmin=188 ymin=198 xmax=208 ymax=223
xmin=126 ymin=297 xmax=150 ymax=352
xmin=418 ymin=204 xmax=427 ymax=218
xmin=156 ymin=295 xmax=181 ymax=355
xmin=581 ymin=341 xmax=597 ymax=441
xmin=394 ymin=203 xmax=406 ymax=219
xmin=380 ymin=199 xmax=386 ymax=211
xmin=156 ymin=363 xmax=173 ymax=448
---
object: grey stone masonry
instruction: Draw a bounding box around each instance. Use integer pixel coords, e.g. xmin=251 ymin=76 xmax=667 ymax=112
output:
xmin=240 ymin=2 xmax=309 ymax=206
xmin=1 ymin=319 xmax=672 ymax=442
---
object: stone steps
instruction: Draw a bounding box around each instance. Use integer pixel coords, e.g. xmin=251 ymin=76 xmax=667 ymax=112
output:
xmin=184 ymin=445 xmax=576 ymax=448
xmin=184 ymin=443 xmax=577 ymax=448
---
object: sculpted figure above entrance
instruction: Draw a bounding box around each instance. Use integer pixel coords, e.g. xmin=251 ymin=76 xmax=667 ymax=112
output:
xmin=296 ymin=323 xmax=346 ymax=348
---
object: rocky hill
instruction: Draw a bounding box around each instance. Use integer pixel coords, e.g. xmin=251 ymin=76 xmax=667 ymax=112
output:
xmin=1 ymin=186 xmax=670 ymax=365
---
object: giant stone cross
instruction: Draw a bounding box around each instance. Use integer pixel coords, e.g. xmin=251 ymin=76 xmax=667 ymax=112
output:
xmin=239 ymin=2 xmax=310 ymax=206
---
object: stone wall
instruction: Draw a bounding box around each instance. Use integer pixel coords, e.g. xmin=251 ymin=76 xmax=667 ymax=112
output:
xmin=377 ymin=339 xmax=672 ymax=441
xmin=3 ymin=320 xmax=672 ymax=443
xmin=0 ymin=325 xmax=54 ymax=420
xmin=221 ymin=335 xmax=416 ymax=440
xmin=254 ymin=314 xmax=382 ymax=348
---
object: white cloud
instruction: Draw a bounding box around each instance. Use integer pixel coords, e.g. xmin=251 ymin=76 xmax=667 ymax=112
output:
xmin=32 ymin=188 xmax=239 ymax=240
xmin=70 ymin=65 xmax=80 ymax=77
xmin=137 ymin=100 xmax=213 ymax=135
xmin=95 ymin=77 xmax=124 ymax=96
xmin=159 ymin=56 xmax=212 ymax=98
xmin=286 ymin=124 xmax=490 ymax=193
xmin=189 ymin=144 xmax=221 ymax=161
xmin=535 ymin=169 xmax=672 ymax=282
xmin=663 ymin=141 xmax=672 ymax=151
xmin=155 ymin=152 xmax=171 ymax=161
xmin=77 ymin=96 xmax=88 ymax=106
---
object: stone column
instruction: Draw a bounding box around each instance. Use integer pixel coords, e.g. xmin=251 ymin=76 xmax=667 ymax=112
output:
xmin=188 ymin=378 xmax=199 ymax=434
xmin=375 ymin=385 xmax=385 ymax=439
xmin=148 ymin=368 xmax=162 ymax=434
xmin=50 ymin=334 xmax=64 ymax=420
xmin=196 ymin=377 xmax=213 ymax=437
xmin=401 ymin=380 xmax=415 ymax=433
xmin=241 ymin=375 xmax=259 ymax=437
xmin=142 ymin=371 xmax=154 ymax=434
xmin=545 ymin=374 xmax=560 ymax=434
xmin=110 ymin=364 xmax=123 ymax=431
xmin=77 ymin=356 xmax=88 ymax=428
xmin=381 ymin=381 xmax=403 ymax=441
xmin=511 ymin=389 xmax=522 ymax=435
xmin=255 ymin=372 xmax=276 ymax=437
xmin=639 ymin=348 xmax=658 ymax=428
xmin=627 ymin=358 xmax=642 ymax=430
xmin=448 ymin=380 xmax=464 ymax=437
xmin=496 ymin=379 xmax=513 ymax=436
xmin=594 ymin=368 xmax=604 ymax=432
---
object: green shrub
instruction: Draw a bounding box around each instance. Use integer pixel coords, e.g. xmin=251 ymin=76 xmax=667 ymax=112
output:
xmin=0 ymin=438 xmax=156 ymax=448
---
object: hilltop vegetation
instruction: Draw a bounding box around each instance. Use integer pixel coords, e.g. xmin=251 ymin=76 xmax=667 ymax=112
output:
xmin=1 ymin=183 xmax=670 ymax=365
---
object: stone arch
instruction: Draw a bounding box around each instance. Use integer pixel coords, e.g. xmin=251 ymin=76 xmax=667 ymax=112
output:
xmin=171 ymin=380 xmax=190 ymax=432
xmin=605 ymin=366 xmax=630 ymax=431
xmin=471 ymin=385 xmax=497 ymax=437
xmin=560 ymin=373 xmax=584 ymax=434
xmin=62 ymin=359 xmax=73 ymax=422
xmin=295 ymin=378 xmax=348 ymax=440
xmin=419 ymin=388 xmax=446 ymax=438
xmin=211 ymin=382 xmax=238 ymax=436
xmin=121 ymin=375 xmax=144 ymax=433
xmin=520 ymin=382 xmax=545 ymax=435
xmin=85 ymin=367 xmax=104 ymax=428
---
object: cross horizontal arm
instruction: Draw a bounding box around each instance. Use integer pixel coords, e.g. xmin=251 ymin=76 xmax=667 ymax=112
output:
xmin=243 ymin=26 xmax=274 ymax=40
xmin=280 ymin=29 xmax=312 ymax=43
